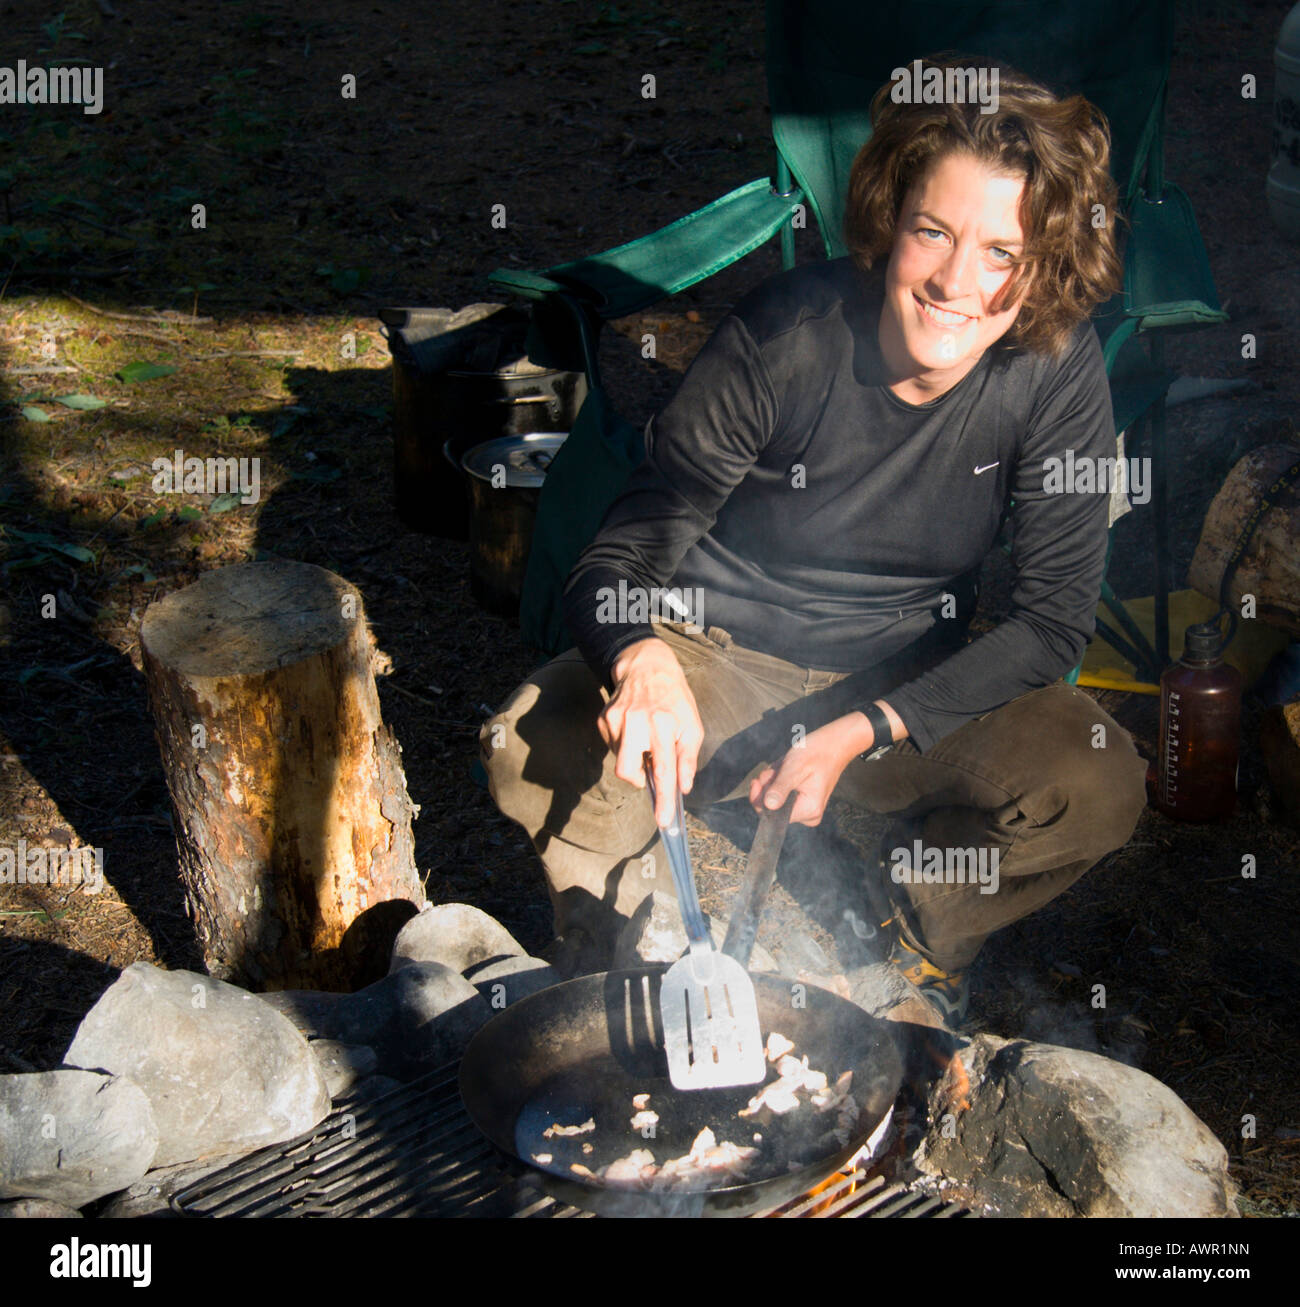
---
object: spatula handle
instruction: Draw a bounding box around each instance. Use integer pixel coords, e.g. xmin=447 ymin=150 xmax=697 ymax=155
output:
xmin=722 ymin=791 xmax=795 ymax=968
xmin=644 ymin=764 xmax=710 ymax=948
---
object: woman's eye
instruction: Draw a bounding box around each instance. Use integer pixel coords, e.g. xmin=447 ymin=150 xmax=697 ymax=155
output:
xmin=990 ymin=247 xmax=1014 ymax=262
xmin=918 ymin=227 xmax=946 ymax=241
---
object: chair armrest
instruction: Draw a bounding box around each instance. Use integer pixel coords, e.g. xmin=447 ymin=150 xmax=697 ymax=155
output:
xmin=490 ymin=177 xmax=805 ymax=320
xmin=1122 ymin=182 xmax=1229 ymax=331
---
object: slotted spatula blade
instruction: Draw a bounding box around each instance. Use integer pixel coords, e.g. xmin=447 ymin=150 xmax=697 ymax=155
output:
xmin=660 ymin=940 xmax=767 ymax=1090
xmin=647 ymin=766 xmax=766 ymax=1090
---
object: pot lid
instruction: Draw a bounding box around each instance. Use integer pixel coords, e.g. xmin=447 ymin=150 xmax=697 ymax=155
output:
xmin=461 ymin=433 xmax=567 ymax=487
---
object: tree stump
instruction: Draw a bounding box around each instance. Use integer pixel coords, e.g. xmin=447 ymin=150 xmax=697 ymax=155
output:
xmin=1260 ymin=699 xmax=1300 ymax=828
xmin=1188 ymin=444 xmax=1300 ymax=636
xmin=140 ymin=560 xmax=425 ymax=990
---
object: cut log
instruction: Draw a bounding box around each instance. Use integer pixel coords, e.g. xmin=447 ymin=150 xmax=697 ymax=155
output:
xmin=140 ymin=560 xmax=425 ymax=990
xmin=1260 ymin=699 xmax=1300 ymax=828
xmin=1187 ymin=444 xmax=1300 ymax=637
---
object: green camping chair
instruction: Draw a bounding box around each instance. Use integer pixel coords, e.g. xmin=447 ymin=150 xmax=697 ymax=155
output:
xmin=490 ymin=0 xmax=1227 ymax=681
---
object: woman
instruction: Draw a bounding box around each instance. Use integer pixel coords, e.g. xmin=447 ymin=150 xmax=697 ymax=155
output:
xmin=481 ymin=57 xmax=1148 ymax=1025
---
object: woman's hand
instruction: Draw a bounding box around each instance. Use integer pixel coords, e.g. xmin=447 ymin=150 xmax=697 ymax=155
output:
xmin=749 ymin=712 xmax=875 ymax=826
xmin=599 ymin=637 xmax=704 ymax=827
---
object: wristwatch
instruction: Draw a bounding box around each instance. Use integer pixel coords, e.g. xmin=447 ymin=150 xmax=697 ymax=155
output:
xmin=857 ymin=701 xmax=895 ymax=762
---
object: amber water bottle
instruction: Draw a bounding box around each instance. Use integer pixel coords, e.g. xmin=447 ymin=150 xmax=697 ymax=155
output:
xmin=1155 ymin=620 xmax=1242 ymax=821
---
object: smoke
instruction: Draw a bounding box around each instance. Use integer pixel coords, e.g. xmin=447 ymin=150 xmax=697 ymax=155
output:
xmin=977 ymin=958 xmax=1147 ymax=1067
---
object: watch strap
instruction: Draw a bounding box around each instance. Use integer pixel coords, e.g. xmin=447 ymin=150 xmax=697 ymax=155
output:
xmin=858 ymin=701 xmax=894 ymax=762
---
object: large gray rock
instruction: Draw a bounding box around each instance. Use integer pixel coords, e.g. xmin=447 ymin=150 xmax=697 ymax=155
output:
xmin=96 ymin=1152 xmax=252 ymax=1219
xmin=0 ymin=1070 xmax=157 ymax=1207
xmin=251 ymin=987 xmax=345 ymax=1038
xmin=262 ymin=961 xmax=491 ymax=1077
xmin=341 ymin=1075 xmax=403 ymax=1103
xmin=64 ymin=963 xmax=331 ymax=1169
xmin=389 ymin=904 xmax=524 ymax=975
xmin=307 ymin=1041 xmax=378 ymax=1100
xmin=465 ymin=955 xmax=558 ymax=1007
xmin=611 ymin=890 xmax=780 ymax=973
xmin=0 ymin=1197 xmax=83 ymax=1218
xmin=914 ymin=1034 xmax=1239 ymax=1217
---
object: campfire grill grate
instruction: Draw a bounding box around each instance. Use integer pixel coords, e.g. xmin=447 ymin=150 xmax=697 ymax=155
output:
xmin=171 ymin=1066 xmax=970 ymax=1219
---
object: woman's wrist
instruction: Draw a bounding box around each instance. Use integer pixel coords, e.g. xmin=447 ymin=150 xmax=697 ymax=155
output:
xmin=839 ymin=700 xmax=908 ymax=761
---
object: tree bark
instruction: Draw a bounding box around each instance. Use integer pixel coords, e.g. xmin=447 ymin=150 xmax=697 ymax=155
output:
xmin=140 ymin=560 xmax=424 ymax=990
xmin=1188 ymin=444 xmax=1300 ymax=637
xmin=1260 ymin=700 xmax=1300 ymax=829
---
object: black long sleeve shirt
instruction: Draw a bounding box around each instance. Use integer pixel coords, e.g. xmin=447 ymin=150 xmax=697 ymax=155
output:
xmin=563 ymin=257 xmax=1114 ymax=754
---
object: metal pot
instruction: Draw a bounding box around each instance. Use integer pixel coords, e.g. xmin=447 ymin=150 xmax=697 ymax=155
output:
xmin=385 ymin=303 xmax=585 ymax=540
xmin=460 ymin=433 xmax=567 ymax=620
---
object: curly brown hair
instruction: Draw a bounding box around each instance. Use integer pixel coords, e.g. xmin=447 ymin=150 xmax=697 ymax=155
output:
xmin=843 ymin=55 xmax=1124 ymax=358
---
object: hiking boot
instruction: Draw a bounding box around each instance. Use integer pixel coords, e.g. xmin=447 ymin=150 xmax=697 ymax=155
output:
xmin=875 ymin=819 xmax=971 ymax=1027
xmin=888 ymin=929 xmax=971 ymax=1027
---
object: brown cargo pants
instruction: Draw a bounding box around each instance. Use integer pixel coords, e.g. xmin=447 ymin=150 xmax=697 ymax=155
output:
xmin=480 ymin=621 xmax=1148 ymax=974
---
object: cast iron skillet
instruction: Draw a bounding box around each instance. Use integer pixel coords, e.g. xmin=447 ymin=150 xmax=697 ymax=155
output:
xmin=458 ymin=963 xmax=902 ymax=1217
xmin=458 ymin=798 xmax=902 ymax=1217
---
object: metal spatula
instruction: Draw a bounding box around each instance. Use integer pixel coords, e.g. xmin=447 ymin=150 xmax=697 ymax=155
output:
xmin=647 ymin=768 xmax=766 ymax=1090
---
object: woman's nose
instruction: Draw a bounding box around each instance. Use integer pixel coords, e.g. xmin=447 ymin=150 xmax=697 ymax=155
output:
xmin=930 ymin=243 xmax=978 ymax=303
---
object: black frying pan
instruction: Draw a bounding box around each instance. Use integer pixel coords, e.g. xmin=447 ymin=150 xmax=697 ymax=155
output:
xmin=458 ymin=964 xmax=902 ymax=1217
xmin=458 ymin=799 xmax=904 ymax=1217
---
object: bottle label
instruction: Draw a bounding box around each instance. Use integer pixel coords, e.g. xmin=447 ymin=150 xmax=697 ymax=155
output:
xmin=1159 ymin=688 xmax=1181 ymax=806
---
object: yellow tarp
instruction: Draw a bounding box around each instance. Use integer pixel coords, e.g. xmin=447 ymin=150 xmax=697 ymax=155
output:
xmin=1077 ymin=589 xmax=1290 ymax=696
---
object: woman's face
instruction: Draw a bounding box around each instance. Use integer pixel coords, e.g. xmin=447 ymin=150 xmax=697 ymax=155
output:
xmin=878 ymin=151 xmax=1028 ymax=403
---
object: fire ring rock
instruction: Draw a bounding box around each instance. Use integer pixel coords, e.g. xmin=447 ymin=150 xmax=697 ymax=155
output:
xmin=914 ymin=1034 xmax=1239 ymax=1217
xmin=63 ymin=963 xmax=331 ymax=1169
xmin=306 ymin=1040 xmax=379 ymax=1100
xmin=465 ymin=955 xmax=558 ymax=1007
xmin=0 ymin=1197 xmax=86 ymax=1218
xmin=0 ymin=1070 xmax=158 ymax=1207
xmin=388 ymin=903 xmax=525 ymax=975
xmin=262 ymin=960 xmax=491 ymax=1077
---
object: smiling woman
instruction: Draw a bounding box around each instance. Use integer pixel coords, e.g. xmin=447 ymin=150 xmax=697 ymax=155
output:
xmin=876 ymin=155 xmax=1029 ymax=405
xmin=481 ymin=55 xmax=1146 ymax=1022
xmin=845 ymin=56 xmax=1123 ymax=363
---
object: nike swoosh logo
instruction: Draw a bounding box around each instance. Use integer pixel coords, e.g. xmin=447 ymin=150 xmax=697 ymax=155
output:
xmin=973 ymin=462 xmax=1000 ymax=475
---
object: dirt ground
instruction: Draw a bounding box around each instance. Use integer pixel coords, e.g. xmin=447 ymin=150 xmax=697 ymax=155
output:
xmin=0 ymin=0 xmax=1297 ymax=1216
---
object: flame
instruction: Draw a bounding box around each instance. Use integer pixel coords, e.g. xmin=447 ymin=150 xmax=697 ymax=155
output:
xmin=946 ymin=1052 xmax=971 ymax=1114
xmin=803 ymin=1167 xmax=848 ymax=1215
xmin=796 ymin=1142 xmax=871 ymax=1215
xmin=925 ymin=1042 xmax=972 ymax=1116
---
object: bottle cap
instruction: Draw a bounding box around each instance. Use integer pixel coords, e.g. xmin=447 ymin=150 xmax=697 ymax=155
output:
xmin=1183 ymin=619 xmax=1225 ymax=661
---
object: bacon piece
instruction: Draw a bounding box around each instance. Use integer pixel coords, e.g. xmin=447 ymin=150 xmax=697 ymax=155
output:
xmin=739 ymin=1078 xmax=802 ymax=1117
xmin=600 ymin=1148 xmax=658 ymax=1185
xmin=765 ymin=1031 xmax=796 ymax=1062
xmin=543 ymin=1116 xmax=595 ymax=1138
